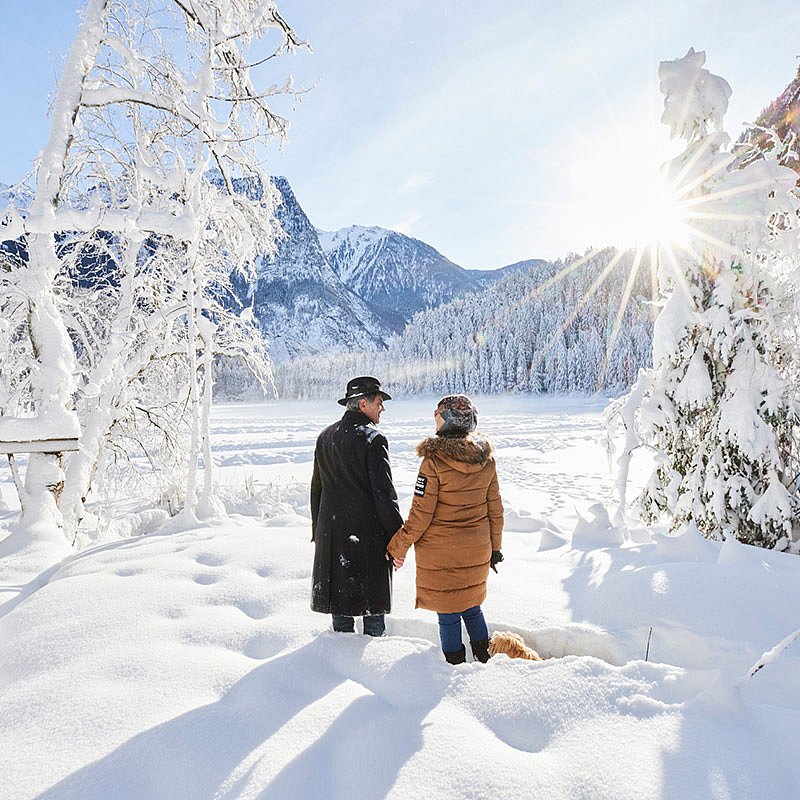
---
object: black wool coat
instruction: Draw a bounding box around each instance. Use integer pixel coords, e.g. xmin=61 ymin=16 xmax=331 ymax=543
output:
xmin=310 ymin=410 xmax=404 ymax=616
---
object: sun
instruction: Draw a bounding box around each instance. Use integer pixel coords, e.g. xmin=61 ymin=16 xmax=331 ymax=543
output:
xmin=523 ymin=125 xmax=695 ymax=392
xmin=569 ymin=151 xmax=690 ymax=251
xmin=624 ymin=172 xmax=689 ymax=248
xmin=554 ymin=111 xmax=696 ymax=254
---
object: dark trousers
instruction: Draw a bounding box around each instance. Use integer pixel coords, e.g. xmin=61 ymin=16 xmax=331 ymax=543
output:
xmin=437 ymin=605 xmax=489 ymax=652
xmin=332 ymin=613 xmax=385 ymax=636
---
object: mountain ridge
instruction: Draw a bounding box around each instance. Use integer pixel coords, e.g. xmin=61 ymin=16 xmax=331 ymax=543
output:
xmin=317 ymin=223 xmax=486 ymax=332
xmin=248 ymin=177 xmax=392 ymax=363
xmin=1 ymin=172 xmax=552 ymax=371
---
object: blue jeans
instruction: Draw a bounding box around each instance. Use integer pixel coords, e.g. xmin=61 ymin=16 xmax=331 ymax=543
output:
xmin=437 ymin=605 xmax=489 ymax=653
xmin=332 ymin=614 xmax=385 ymax=636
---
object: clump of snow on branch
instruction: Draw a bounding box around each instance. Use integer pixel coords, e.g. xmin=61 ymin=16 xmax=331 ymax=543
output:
xmin=659 ymin=47 xmax=732 ymax=141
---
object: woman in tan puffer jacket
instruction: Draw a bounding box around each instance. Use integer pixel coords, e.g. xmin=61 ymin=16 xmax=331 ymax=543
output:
xmin=387 ymin=395 xmax=504 ymax=664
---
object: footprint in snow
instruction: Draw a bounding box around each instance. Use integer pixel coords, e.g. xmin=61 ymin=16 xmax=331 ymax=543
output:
xmin=237 ymin=599 xmax=272 ymax=620
xmin=243 ymin=631 xmax=290 ymax=660
xmin=195 ymin=553 xmax=226 ymax=567
xmin=193 ymin=573 xmax=220 ymax=586
xmin=115 ymin=567 xmax=144 ymax=577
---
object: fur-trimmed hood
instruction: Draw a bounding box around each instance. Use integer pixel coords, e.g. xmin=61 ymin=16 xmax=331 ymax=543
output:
xmin=416 ymin=434 xmax=494 ymax=471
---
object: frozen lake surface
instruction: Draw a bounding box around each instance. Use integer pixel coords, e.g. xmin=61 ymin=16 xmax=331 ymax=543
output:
xmin=209 ymin=395 xmax=617 ymax=530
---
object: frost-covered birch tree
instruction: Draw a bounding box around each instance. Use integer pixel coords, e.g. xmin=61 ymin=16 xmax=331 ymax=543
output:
xmin=607 ymin=49 xmax=800 ymax=551
xmin=1 ymin=0 xmax=305 ymax=544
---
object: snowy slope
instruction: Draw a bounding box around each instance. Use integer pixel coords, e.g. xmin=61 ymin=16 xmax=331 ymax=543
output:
xmin=318 ymin=225 xmax=481 ymax=332
xmin=1 ymin=398 xmax=799 ymax=799
xmin=749 ymin=64 xmax=800 ymax=167
xmin=249 ymin=179 xmax=392 ymax=363
xmin=466 ymin=257 xmax=551 ymax=287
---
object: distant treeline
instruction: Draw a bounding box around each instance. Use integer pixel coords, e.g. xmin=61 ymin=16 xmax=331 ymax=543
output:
xmin=272 ymin=248 xmax=654 ymax=399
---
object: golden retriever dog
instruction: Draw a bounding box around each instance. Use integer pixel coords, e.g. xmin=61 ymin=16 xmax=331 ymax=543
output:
xmin=489 ymin=631 xmax=543 ymax=661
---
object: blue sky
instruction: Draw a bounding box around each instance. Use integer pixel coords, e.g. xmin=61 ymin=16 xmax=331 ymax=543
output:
xmin=1 ymin=1 xmax=798 ymax=267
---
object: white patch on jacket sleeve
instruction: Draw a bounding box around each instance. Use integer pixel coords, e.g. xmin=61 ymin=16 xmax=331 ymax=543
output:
xmin=414 ymin=475 xmax=428 ymax=497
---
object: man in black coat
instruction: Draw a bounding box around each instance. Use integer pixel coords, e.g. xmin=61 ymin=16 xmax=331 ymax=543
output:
xmin=310 ymin=376 xmax=403 ymax=636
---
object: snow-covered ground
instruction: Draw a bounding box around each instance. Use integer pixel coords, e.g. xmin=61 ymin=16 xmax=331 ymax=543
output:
xmin=1 ymin=397 xmax=799 ymax=799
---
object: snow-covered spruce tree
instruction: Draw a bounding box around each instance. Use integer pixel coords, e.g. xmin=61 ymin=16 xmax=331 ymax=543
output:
xmin=1 ymin=1 xmax=305 ymax=543
xmin=607 ymin=49 xmax=800 ymax=550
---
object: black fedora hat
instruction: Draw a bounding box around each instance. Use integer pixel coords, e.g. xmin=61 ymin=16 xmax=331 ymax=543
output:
xmin=338 ymin=376 xmax=392 ymax=406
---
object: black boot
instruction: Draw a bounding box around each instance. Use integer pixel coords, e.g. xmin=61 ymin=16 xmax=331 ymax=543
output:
xmin=443 ymin=645 xmax=466 ymax=665
xmin=471 ymin=639 xmax=491 ymax=663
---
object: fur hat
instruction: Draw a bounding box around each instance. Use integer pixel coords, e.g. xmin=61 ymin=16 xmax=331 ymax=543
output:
xmin=437 ymin=394 xmax=478 ymax=435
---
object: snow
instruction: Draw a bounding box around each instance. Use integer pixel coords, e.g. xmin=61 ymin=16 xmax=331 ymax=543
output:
xmin=0 ymin=203 xmax=25 ymax=240
xmin=0 ymin=410 xmax=80 ymax=443
xmin=672 ymin=344 xmax=712 ymax=409
xmin=658 ymin=48 xmax=732 ymax=140
xmin=748 ymin=474 xmax=793 ymax=537
xmin=650 ymin=288 xmax=696 ymax=364
xmin=316 ymin=224 xmax=391 ymax=272
xmin=1 ymin=397 xmax=799 ymax=799
xmin=616 ymin=48 xmax=800 ymax=550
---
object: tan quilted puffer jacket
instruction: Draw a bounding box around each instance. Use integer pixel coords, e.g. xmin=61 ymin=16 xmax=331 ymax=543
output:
xmin=388 ymin=434 xmax=504 ymax=613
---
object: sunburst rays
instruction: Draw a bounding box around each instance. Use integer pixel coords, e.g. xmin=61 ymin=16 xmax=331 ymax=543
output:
xmin=528 ymin=247 xmax=629 ymax=378
xmin=585 ymin=131 xmax=781 ymax=394
xmin=467 ymin=54 xmax=787 ymax=398
xmin=596 ymin=246 xmax=647 ymax=390
xmin=458 ymin=127 xmax=778 ymax=398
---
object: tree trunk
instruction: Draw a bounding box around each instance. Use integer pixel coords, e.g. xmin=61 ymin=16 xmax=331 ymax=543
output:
xmin=19 ymin=0 xmax=110 ymax=543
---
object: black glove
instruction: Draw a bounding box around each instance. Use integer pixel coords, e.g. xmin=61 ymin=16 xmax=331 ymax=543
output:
xmin=490 ymin=550 xmax=504 ymax=573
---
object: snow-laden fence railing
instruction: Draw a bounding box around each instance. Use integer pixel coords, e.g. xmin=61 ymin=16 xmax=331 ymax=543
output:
xmin=0 ymin=411 xmax=80 ymax=532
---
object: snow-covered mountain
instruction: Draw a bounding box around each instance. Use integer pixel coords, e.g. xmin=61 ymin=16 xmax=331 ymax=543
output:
xmin=249 ymin=179 xmax=392 ymax=363
xmin=318 ymin=225 xmax=481 ymax=332
xmin=467 ymin=258 xmax=551 ymax=287
xmin=740 ymin=64 xmax=800 ymax=174
xmin=2 ymin=173 xmax=553 ymax=370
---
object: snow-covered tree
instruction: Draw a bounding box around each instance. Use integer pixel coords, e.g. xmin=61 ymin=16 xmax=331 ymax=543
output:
xmin=607 ymin=49 xmax=800 ymax=551
xmin=1 ymin=0 xmax=305 ymax=543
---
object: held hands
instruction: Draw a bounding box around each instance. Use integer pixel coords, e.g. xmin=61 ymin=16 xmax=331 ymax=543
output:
xmin=490 ymin=550 xmax=504 ymax=573
xmin=385 ymin=551 xmax=405 ymax=568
